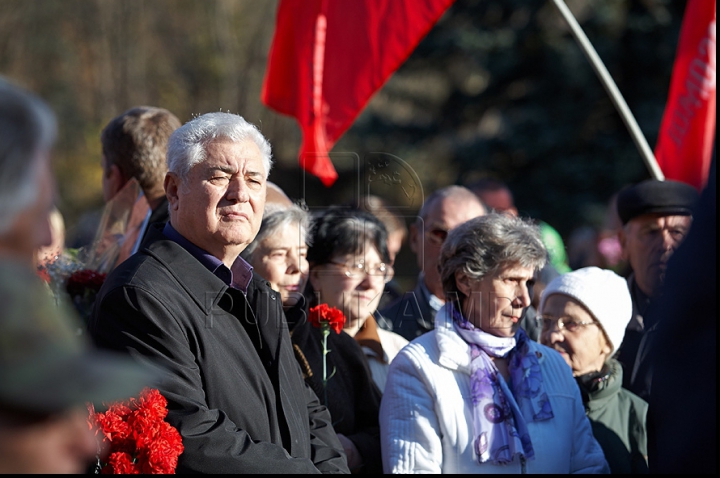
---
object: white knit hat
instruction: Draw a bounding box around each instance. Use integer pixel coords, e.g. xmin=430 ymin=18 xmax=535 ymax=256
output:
xmin=538 ymin=266 xmax=632 ymax=354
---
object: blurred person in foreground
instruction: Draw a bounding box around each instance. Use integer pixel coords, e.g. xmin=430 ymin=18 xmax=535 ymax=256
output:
xmin=379 ymin=185 xmax=486 ymax=341
xmin=644 ymin=157 xmax=716 ymax=474
xmin=99 ymin=105 xmax=182 ymax=249
xmin=88 ymin=112 xmax=349 ymax=473
xmin=539 ymin=267 xmax=648 ymax=473
xmin=614 ymin=179 xmax=699 ymax=398
xmin=0 ymin=76 xmax=153 ymax=474
xmin=0 ymin=261 xmax=155 ymax=474
xmin=0 ymin=77 xmax=57 ymax=265
xmin=380 ymin=213 xmax=609 ymax=473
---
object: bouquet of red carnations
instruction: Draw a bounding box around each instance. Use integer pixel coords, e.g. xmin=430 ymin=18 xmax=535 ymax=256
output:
xmin=37 ymin=252 xmax=107 ymax=328
xmin=88 ymin=388 xmax=184 ymax=474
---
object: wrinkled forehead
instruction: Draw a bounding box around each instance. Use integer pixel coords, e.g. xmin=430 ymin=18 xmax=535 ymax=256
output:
xmin=204 ymin=137 xmax=264 ymax=165
xmin=628 ymin=212 xmax=692 ymax=229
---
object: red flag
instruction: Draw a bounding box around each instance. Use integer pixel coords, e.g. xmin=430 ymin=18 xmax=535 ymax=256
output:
xmin=655 ymin=0 xmax=716 ymax=191
xmin=261 ymin=0 xmax=456 ymax=187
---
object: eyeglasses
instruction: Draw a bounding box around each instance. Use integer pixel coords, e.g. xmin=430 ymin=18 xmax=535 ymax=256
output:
xmin=425 ymin=227 xmax=449 ymax=246
xmin=327 ymin=260 xmax=395 ymax=283
xmin=537 ymin=316 xmax=597 ymax=333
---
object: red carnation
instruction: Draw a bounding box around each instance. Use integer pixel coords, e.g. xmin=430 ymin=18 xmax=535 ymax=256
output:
xmin=89 ymin=388 xmax=184 ymax=474
xmin=309 ymin=304 xmax=346 ymax=334
xmin=307 ymin=304 xmax=346 ymax=406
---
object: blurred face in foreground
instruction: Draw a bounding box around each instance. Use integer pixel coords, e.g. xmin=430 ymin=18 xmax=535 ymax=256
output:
xmin=539 ymin=293 xmax=611 ymax=376
xmin=249 ymin=222 xmax=308 ymax=308
xmin=0 ymin=406 xmax=98 ymax=474
xmin=455 ymin=263 xmax=535 ymax=338
xmin=310 ymin=243 xmax=391 ymax=336
xmin=166 ymin=139 xmax=266 ymax=267
xmin=0 ymin=154 xmax=55 ymax=265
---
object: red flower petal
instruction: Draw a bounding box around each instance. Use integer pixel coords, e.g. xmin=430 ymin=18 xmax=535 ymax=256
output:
xmin=309 ymin=304 xmax=346 ymax=334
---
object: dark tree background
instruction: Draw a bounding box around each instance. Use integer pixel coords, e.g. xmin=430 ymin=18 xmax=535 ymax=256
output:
xmin=1 ymin=0 xmax=686 ymax=278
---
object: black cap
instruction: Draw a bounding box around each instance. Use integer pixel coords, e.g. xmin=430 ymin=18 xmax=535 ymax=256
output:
xmin=616 ymin=179 xmax=699 ymax=225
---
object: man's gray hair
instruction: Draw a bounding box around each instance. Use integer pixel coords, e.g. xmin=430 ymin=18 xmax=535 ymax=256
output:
xmin=439 ymin=213 xmax=547 ymax=300
xmin=0 ymin=78 xmax=57 ymax=235
xmin=416 ymin=185 xmax=485 ymax=227
xmin=167 ymin=112 xmax=272 ymax=180
xmin=241 ymin=203 xmax=311 ymax=262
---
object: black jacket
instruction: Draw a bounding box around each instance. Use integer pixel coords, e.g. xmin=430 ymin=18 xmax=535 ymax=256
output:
xmin=88 ymin=225 xmax=349 ymax=474
xmin=290 ymin=319 xmax=382 ymax=474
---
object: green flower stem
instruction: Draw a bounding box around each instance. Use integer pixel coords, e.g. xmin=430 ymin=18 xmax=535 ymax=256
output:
xmin=321 ymin=322 xmax=330 ymax=406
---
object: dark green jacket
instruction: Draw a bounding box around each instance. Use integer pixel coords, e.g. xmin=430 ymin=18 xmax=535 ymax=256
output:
xmin=577 ymin=359 xmax=649 ymax=474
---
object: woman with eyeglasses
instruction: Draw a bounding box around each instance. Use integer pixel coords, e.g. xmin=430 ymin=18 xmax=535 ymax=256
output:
xmin=380 ymin=213 xmax=609 ymax=473
xmin=538 ymin=266 xmax=648 ymax=473
xmin=290 ymin=205 xmax=406 ymax=474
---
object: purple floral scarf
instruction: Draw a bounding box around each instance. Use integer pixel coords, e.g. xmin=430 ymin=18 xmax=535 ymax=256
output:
xmin=450 ymin=304 xmax=554 ymax=465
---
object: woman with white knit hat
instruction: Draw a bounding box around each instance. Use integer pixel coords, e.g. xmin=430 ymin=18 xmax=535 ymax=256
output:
xmin=539 ymin=266 xmax=648 ymax=474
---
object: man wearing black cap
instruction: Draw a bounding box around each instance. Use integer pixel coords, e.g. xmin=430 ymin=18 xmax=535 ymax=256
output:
xmin=614 ymin=179 xmax=699 ymax=398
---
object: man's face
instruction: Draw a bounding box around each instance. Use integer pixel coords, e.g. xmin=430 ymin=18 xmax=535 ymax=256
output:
xmin=410 ymin=196 xmax=485 ymax=298
xmin=167 ymin=139 xmax=266 ymax=264
xmin=620 ymin=213 xmax=692 ymax=296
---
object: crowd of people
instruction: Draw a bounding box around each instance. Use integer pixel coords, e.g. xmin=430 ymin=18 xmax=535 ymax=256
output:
xmin=1 ymin=75 xmax=715 ymax=474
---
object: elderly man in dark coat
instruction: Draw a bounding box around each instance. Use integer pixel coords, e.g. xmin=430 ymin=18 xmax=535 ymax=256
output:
xmin=614 ymin=179 xmax=699 ymax=400
xmin=88 ymin=112 xmax=349 ymax=473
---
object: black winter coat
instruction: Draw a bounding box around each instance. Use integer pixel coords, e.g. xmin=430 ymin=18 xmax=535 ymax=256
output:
xmin=88 ymin=226 xmax=349 ymax=474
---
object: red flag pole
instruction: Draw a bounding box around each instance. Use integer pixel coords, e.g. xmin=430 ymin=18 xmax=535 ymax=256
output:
xmin=550 ymin=0 xmax=665 ymax=180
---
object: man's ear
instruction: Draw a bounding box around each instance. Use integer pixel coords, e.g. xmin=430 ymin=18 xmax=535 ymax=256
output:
xmin=618 ymin=226 xmax=629 ymax=261
xmin=454 ymin=270 xmax=472 ymax=297
xmin=164 ymin=173 xmax=181 ymax=211
xmin=105 ymin=163 xmax=126 ymax=201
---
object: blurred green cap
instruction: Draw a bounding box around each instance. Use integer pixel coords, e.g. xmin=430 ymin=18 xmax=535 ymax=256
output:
xmin=0 ymin=259 xmax=156 ymax=414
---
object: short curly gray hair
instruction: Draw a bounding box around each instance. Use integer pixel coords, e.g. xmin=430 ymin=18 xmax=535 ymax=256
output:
xmin=439 ymin=213 xmax=547 ymax=301
xmin=167 ymin=112 xmax=272 ymax=181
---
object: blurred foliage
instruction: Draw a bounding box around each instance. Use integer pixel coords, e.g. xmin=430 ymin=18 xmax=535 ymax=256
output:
xmin=1 ymin=0 xmax=685 ymax=252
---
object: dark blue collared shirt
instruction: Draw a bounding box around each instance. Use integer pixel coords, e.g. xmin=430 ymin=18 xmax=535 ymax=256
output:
xmin=163 ymin=222 xmax=253 ymax=293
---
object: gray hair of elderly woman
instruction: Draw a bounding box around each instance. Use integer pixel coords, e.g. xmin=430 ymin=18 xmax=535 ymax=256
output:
xmin=167 ymin=112 xmax=273 ymax=181
xmin=0 ymin=78 xmax=57 ymax=235
xmin=241 ymin=203 xmax=312 ymax=262
xmin=439 ymin=213 xmax=547 ymax=301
